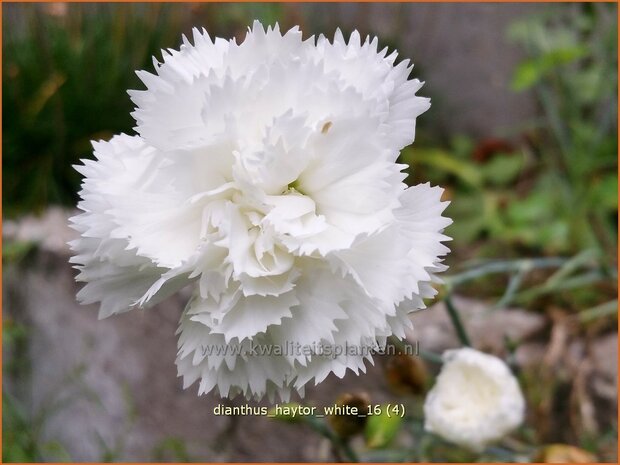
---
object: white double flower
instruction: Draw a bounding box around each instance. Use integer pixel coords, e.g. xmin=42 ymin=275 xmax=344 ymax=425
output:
xmin=71 ymin=21 xmax=451 ymax=400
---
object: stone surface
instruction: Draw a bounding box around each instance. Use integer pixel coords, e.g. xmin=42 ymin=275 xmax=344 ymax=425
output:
xmin=302 ymin=3 xmax=546 ymax=138
xmin=3 ymin=207 xmax=79 ymax=254
xmin=591 ymin=333 xmax=618 ymax=403
xmin=407 ymin=295 xmax=547 ymax=356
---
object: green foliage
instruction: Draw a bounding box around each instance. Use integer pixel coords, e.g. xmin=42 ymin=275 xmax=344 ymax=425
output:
xmin=364 ymin=408 xmax=403 ymax=449
xmin=2 ymin=321 xmax=73 ymax=463
xmin=2 ymin=240 xmax=37 ymax=264
xmin=3 ymin=393 xmax=43 ymax=462
xmin=411 ymin=148 xmax=484 ymax=189
xmin=506 ymin=4 xmax=617 ymax=255
xmin=511 ymin=46 xmax=587 ymax=91
xmin=404 ymin=4 xmax=617 ymax=264
xmin=152 ymin=437 xmax=194 ymax=462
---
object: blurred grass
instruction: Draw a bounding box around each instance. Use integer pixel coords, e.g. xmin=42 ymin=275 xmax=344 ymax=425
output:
xmin=4 ymin=4 xmax=179 ymax=216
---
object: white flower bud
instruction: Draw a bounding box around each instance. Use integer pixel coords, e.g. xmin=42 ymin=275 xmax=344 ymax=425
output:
xmin=424 ymin=347 xmax=525 ymax=451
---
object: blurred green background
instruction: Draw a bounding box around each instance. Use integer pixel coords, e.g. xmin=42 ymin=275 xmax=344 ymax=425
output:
xmin=3 ymin=2 xmax=618 ymax=463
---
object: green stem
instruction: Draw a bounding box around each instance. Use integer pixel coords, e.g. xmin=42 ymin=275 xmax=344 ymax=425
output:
xmin=578 ymin=299 xmax=618 ymax=323
xmin=303 ymin=416 xmax=359 ymax=462
xmin=418 ymin=349 xmax=444 ymax=365
xmin=445 ymin=257 xmax=567 ymax=287
xmin=339 ymin=440 xmax=359 ymax=463
xmin=444 ymin=295 xmax=472 ymax=347
xmin=515 ymin=270 xmax=606 ymax=304
xmin=545 ymin=249 xmax=598 ymax=288
xmin=494 ymin=267 xmax=528 ymax=309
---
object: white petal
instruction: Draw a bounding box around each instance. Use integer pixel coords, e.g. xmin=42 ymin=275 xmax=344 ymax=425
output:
xmin=70 ymin=134 xmax=188 ymax=315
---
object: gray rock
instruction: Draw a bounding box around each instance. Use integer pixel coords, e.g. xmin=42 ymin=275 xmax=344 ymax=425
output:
xmin=407 ymin=295 xmax=547 ymax=355
xmin=591 ymin=333 xmax=618 ymax=403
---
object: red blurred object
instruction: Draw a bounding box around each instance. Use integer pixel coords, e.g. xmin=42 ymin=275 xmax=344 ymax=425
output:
xmin=472 ymin=138 xmax=515 ymax=163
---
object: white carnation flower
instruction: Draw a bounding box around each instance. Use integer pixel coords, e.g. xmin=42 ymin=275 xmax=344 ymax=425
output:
xmin=70 ymin=21 xmax=451 ymax=401
xmin=423 ymin=347 xmax=526 ymax=451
